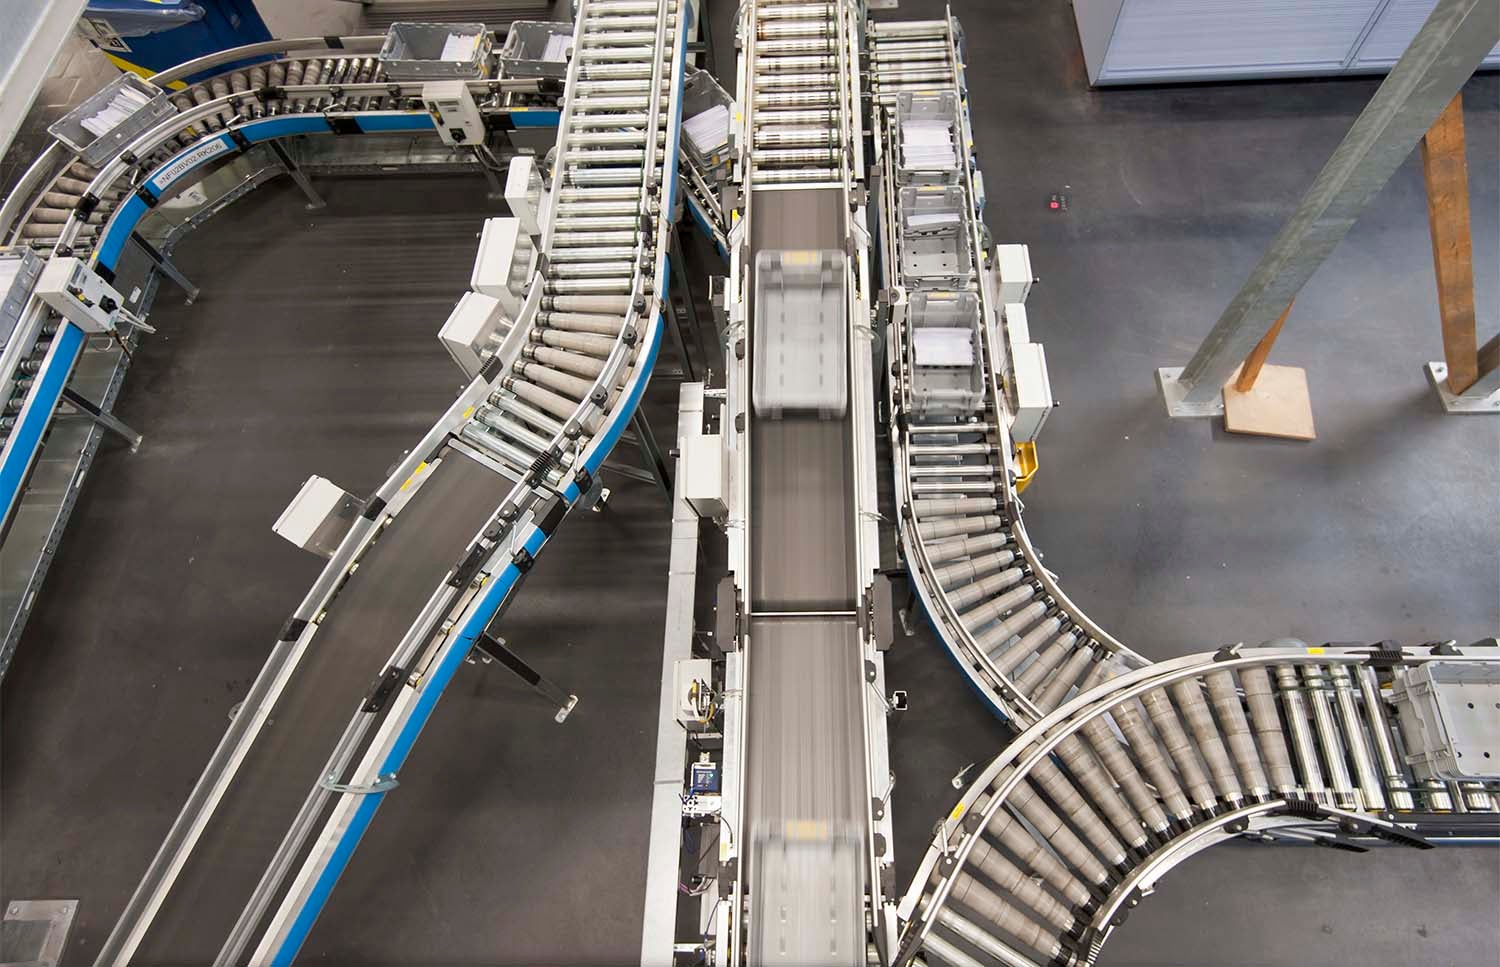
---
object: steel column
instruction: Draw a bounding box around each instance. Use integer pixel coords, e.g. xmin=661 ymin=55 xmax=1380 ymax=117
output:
xmin=1157 ymin=0 xmax=1500 ymax=415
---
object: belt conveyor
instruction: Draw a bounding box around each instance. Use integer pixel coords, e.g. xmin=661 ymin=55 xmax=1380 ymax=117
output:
xmin=70 ymin=2 xmax=692 ymax=962
xmin=727 ymin=1 xmax=890 ymax=962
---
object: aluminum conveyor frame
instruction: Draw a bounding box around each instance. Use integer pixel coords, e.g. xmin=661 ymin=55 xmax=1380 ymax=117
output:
xmin=75 ymin=4 xmax=694 ymax=963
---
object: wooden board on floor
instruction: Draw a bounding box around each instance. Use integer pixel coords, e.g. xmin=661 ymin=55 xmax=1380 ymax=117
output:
xmin=1223 ymin=363 xmax=1316 ymax=440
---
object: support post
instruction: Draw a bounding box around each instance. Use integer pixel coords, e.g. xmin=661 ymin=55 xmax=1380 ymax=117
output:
xmin=1156 ymin=0 xmax=1500 ymax=417
xmin=632 ymin=408 xmax=674 ymax=496
xmin=1420 ymin=93 xmax=1480 ymax=396
xmin=130 ymin=232 xmax=199 ymax=304
xmin=1234 ymin=300 xmax=1293 ymax=392
xmin=60 ymin=386 xmax=141 ymax=450
xmin=267 ymin=139 xmax=326 ymax=210
xmin=471 ymin=632 xmax=578 ymax=723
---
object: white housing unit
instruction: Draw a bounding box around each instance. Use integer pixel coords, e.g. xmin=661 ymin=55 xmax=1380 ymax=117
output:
xmin=439 ymin=291 xmax=509 ymax=379
xmin=35 ymin=256 xmax=122 ymax=333
xmin=1003 ymin=302 xmax=1054 ymax=443
xmin=504 ymin=155 xmax=545 ymax=236
xmin=421 ymin=79 xmax=485 ymax=146
xmin=273 ymin=475 xmax=358 ymax=558
xmin=470 ymin=216 xmax=534 ymax=318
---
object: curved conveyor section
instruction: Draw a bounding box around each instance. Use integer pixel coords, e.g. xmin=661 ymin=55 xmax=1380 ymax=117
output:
xmin=86 ymin=2 xmax=691 ymax=963
xmin=867 ymin=14 xmax=1499 ymax=967
xmin=894 ymin=642 xmax=1500 ymax=967
xmin=873 ymin=17 xmax=1146 ymax=731
xmin=0 ymin=35 xmax=561 ymax=648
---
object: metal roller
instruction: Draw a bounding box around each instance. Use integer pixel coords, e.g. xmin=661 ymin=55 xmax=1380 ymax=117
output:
xmin=1035 ymin=644 xmax=1097 ymax=714
xmin=525 ymin=346 xmax=605 ymax=380
xmin=1169 ymin=680 xmax=1244 ymax=806
xmin=978 ymin=607 xmax=1059 ymax=667
xmin=1275 ymin=664 xmax=1329 ymax=805
xmin=1240 ymin=666 xmax=1298 ymax=795
xmin=974 ymin=794 xmax=1097 ymax=907
xmin=1106 ymin=691 xmax=1195 ymax=826
xmin=547 ymin=294 xmax=633 ymax=315
xmin=934 ymin=549 xmax=1016 ymax=590
xmin=458 ymin=421 xmax=543 ymax=475
xmin=473 ymin=404 xmax=557 ymax=454
xmin=514 ymin=361 xmax=594 ymax=401
xmin=964 ymin=838 xmax=1078 ymax=931
xmin=1077 ymin=663 xmax=1174 ymax=835
xmin=923 ymin=532 xmax=1010 ymax=566
xmin=911 ymin=496 xmax=999 ymax=516
xmin=1139 ymin=687 xmax=1218 ymax=813
xmin=1204 ymin=670 xmax=1272 ymax=801
xmin=1042 ymin=725 xmax=1151 ymax=854
xmin=957 ymin=580 xmax=1037 ymax=630
xmin=532 ymin=328 xmax=619 ymax=358
xmin=1012 ymin=632 xmax=1074 ymax=696
xmin=1026 ymin=753 xmax=1131 ymax=869
xmin=1002 ymin=772 xmax=1113 ymax=887
xmin=1329 ymin=665 xmax=1385 ymax=811
xmin=1356 ymin=666 xmax=1415 ymax=811
xmin=544 ymin=277 xmax=635 ymax=295
xmin=917 ymin=513 xmax=1003 ymax=541
xmin=947 ymin=566 xmax=1025 ymax=611
xmin=1302 ymin=665 xmax=1359 ymax=809
xmin=945 ymin=872 xmax=1069 ymax=961
xmin=538 ymin=312 xmax=628 ymax=336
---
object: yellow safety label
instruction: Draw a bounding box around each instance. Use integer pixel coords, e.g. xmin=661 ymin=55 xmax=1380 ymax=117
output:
xmin=1308 ymin=647 xmax=1325 ymax=655
xmin=949 ymin=802 xmax=966 ymax=822
xmin=463 ymin=405 xmax=476 ymax=419
xmin=399 ymin=461 xmax=429 ymax=492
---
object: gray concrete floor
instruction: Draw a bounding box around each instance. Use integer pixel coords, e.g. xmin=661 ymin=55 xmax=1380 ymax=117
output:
xmin=2 ymin=1 xmax=1498 ymax=965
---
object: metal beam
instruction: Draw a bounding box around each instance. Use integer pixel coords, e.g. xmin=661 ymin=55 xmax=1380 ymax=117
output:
xmin=1157 ymin=0 xmax=1500 ymax=415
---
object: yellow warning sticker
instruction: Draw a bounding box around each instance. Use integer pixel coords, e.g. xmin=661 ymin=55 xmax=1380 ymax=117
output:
xmin=399 ymin=461 xmax=429 ymax=492
xmin=949 ymin=803 xmax=966 ymax=822
xmin=1308 ymin=647 xmax=1325 ymax=655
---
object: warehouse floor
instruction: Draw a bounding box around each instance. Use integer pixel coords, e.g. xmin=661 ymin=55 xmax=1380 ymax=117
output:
xmin=2 ymin=1 xmax=1497 ymax=965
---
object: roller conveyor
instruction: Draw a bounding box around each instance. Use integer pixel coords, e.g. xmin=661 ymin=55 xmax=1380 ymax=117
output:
xmin=73 ymin=3 xmax=691 ymax=962
xmin=897 ymin=643 xmax=1500 ymax=967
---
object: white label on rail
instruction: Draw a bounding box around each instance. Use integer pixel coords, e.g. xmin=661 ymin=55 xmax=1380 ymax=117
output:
xmin=150 ymin=137 xmax=232 ymax=193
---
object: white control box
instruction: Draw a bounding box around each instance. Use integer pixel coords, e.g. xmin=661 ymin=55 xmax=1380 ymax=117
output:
xmin=422 ymin=80 xmax=485 ymax=146
xmin=273 ymin=475 xmax=359 ymax=558
xmin=504 ymin=155 xmax=545 ymax=236
xmin=35 ymin=256 xmax=122 ymax=333
xmin=995 ymin=244 xmax=1034 ymax=305
xmin=674 ymin=658 xmax=714 ymax=731
xmin=681 ymin=432 xmax=726 ymax=519
xmin=470 ymin=216 xmax=534 ymax=318
xmin=1003 ymin=302 xmax=1054 ymax=442
xmin=439 ymin=291 xmax=510 ymax=379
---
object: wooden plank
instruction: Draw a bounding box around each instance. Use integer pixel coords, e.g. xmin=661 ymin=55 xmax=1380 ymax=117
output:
xmin=1223 ymin=364 xmax=1316 ymax=441
xmin=1420 ymin=92 xmax=1479 ymax=395
xmin=1235 ymin=300 xmax=1293 ymax=392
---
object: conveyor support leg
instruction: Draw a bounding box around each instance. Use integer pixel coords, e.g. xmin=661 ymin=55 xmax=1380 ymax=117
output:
xmin=130 ymin=232 xmax=199 ymax=304
xmin=61 ymin=386 xmax=141 ymax=451
xmin=473 ymin=633 xmax=579 ymax=724
xmin=269 ymin=140 xmax=326 ymax=211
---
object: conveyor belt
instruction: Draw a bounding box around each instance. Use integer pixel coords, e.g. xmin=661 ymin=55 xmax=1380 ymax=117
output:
xmin=130 ymin=451 xmax=506 ymax=964
xmin=740 ymin=0 xmax=873 ymax=948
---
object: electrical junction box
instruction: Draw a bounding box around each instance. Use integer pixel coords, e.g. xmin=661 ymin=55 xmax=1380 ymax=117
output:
xmin=439 ymin=291 xmax=509 ymax=379
xmin=681 ymin=432 xmax=725 ymax=519
xmin=422 ymin=80 xmax=485 ymax=146
xmin=470 ymin=216 xmax=534 ymax=318
xmin=674 ymin=657 xmax=714 ymax=731
xmin=995 ymin=244 xmax=1033 ymax=304
xmin=273 ymin=476 xmax=362 ymax=558
xmin=35 ymin=256 xmax=122 ymax=333
xmin=504 ymin=155 xmax=545 ymax=236
xmin=1004 ymin=302 xmax=1053 ymax=443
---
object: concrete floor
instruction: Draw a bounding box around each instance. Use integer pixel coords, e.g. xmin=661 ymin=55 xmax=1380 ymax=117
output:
xmin=2 ymin=1 xmax=1497 ymax=965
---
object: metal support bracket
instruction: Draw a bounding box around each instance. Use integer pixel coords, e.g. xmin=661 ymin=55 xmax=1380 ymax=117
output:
xmin=472 ymin=632 xmax=578 ymax=723
xmin=319 ymin=772 xmax=399 ymax=795
xmin=1156 ymin=366 xmax=1225 ymax=418
xmin=59 ymin=386 xmax=142 ymax=450
xmin=1425 ymin=361 xmax=1500 ymax=413
xmin=2 ymin=899 xmax=77 ymax=967
xmin=130 ymin=232 xmax=199 ymax=304
xmin=268 ymin=139 xmax=326 ymax=210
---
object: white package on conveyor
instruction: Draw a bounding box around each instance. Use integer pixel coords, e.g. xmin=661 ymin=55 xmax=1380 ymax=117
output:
xmin=684 ymin=104 xmax=730 ymax=154
xmin=914 ymin=327 xmax=974 ymax=367
xmin=440 ymin=31 xmax=480 ymax=62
